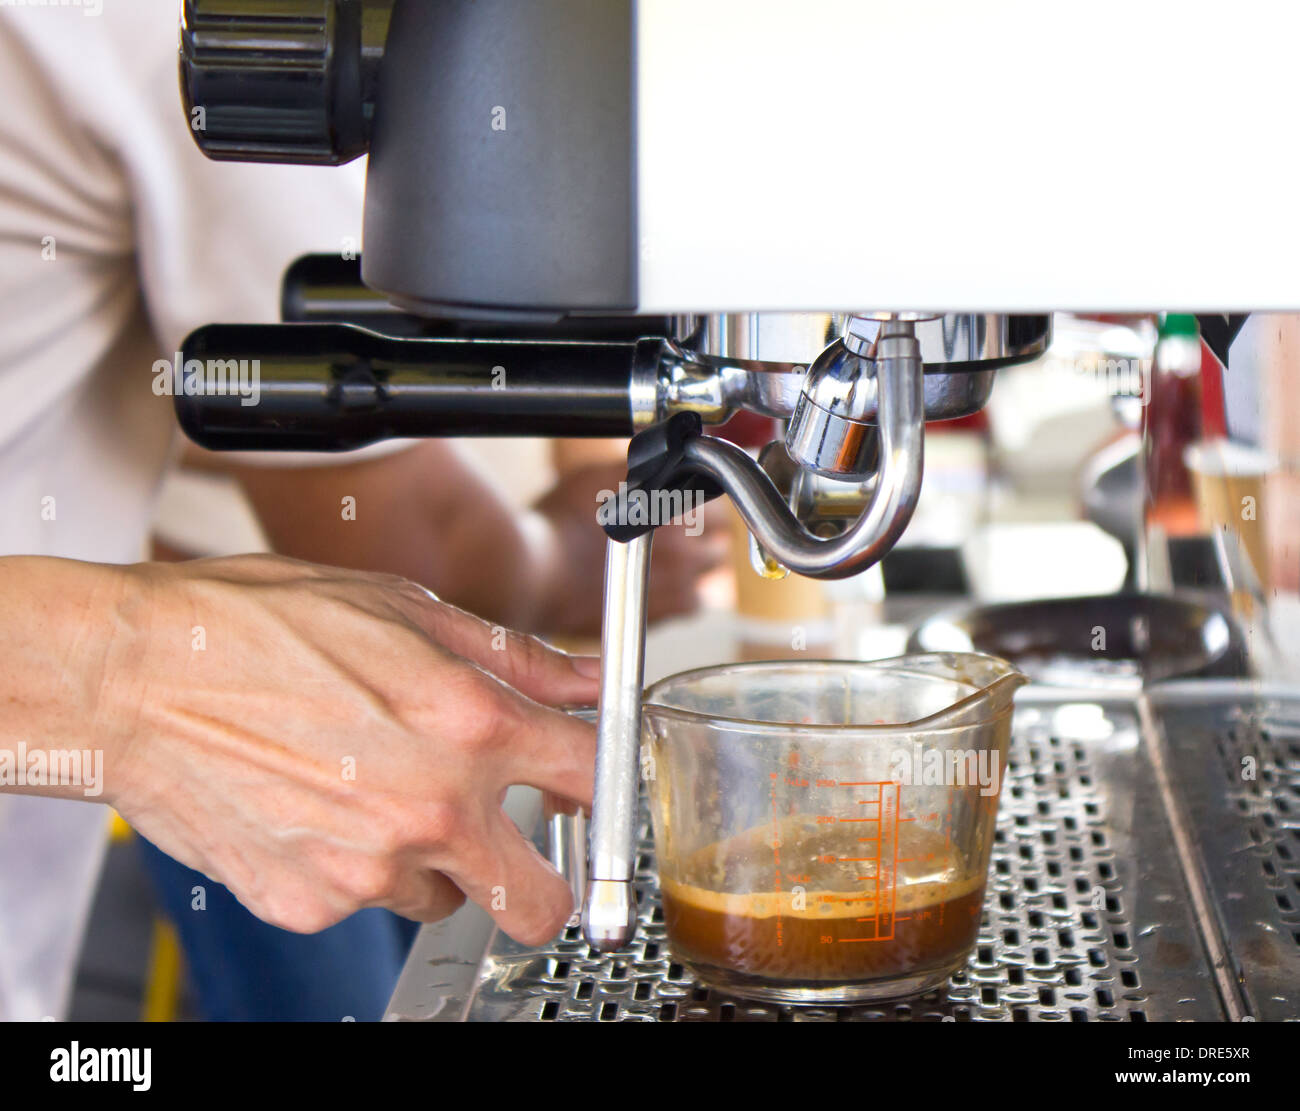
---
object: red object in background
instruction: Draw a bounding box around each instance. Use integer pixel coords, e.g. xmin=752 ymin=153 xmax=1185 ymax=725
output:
xmin=1144 ymin=342 xmax=1204 ymax=537
xmin=714 ymin=410 xmax=778 ymax=449
xmin=936 ymin=410 xmax=989 ymax=435
xmin=710 ymin=407 xmax=990 ymax=448
xmin=1199 ymin=338 xmax=1228 ymax=440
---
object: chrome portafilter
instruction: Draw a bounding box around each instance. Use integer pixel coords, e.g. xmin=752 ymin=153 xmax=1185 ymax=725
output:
xmin=784 ymin=317 xmax=922 ymax=480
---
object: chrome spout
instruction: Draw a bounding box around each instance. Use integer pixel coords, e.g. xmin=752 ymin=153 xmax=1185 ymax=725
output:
xmin=682 ymin=320 xmax=926 ymax=580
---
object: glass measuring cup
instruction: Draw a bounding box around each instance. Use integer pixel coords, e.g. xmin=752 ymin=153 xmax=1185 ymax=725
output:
xmin=642 ymin=653 xmax=1026 ymax=1004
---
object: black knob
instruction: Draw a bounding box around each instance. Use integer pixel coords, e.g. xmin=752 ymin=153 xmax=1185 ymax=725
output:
xmin=179 ymin=0 xmax=393 ymax=166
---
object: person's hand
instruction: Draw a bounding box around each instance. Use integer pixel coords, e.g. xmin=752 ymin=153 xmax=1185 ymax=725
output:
xmin=531 ymin=462 xmax=730 ymax=635
xmin=97 ymin=556 xmax=599 ymax=944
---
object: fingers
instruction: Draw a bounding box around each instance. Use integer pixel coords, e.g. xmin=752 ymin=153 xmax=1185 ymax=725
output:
xmin=392 ymin=633 xmax=597 ymax=804
xmin=542 ymin=790 xmax=581 ymax=818
xmin=478 ymin=687 xmax=598 ymax=807
xmin=438 ymin=808 xmax=576 ymax=947
xmin=377 ymin=867 xmax=467 ymax=924
xmin=397 ymin=590 xmax=601 ymax=707
xmin=274 ymin=856 xmax=465 ymax=928
xmin=391 ymin=584 xmax=598 ymax=801
xmin=229 ymin=869 xmax=351 ymax=936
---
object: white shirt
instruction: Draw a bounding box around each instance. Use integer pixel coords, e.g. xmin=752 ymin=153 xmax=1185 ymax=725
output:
xmin=0 ymin=0 xmax=368 ymax=1020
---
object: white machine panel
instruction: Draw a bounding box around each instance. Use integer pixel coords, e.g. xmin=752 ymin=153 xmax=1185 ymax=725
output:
xmin=636 ymin=0 xmax=1300 ymax=313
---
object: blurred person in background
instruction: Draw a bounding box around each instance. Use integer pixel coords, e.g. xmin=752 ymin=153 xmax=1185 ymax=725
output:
xmin=0 ymin=2 xmax=724 ymax=1022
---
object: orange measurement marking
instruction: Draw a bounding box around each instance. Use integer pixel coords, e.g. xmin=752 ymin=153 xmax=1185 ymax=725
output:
xmin=768 ymin=777 xmax=784 ymax=947
xmin=889 ymin=785 xmax=900 ymax=937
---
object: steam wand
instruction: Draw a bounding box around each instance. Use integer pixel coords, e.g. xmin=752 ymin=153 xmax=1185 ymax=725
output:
xmin=580 ymin=417 xmax=722 ymax=950
xmin=579 ymin=532 xmax=653 ymax=950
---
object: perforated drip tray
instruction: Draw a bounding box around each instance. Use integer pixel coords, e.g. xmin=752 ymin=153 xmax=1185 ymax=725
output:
xmin=387 ymin=690 xmax=1299 ymax=1022
xmin=1152 ymin=690 xmax=1300 ymax=1022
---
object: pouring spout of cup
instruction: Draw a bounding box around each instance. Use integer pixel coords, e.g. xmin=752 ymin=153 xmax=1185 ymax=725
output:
xmin=899 ymin=653 xmax=1029 ymax=731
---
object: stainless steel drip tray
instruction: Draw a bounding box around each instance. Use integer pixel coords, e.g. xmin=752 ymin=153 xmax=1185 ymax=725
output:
xmin=388 ymin=690 xmax=1282 ymax=1022
xmin=1149 ymin=683 xmax=1300 ymax=1023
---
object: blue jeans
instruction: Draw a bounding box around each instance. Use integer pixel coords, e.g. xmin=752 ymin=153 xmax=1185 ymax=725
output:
xmin=136 ymin=837 xmax=419 ymax=1022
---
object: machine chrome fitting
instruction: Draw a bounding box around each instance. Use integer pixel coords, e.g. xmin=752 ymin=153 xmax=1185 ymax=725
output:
xmin=783 ymin=318 xmax=917 ymax=480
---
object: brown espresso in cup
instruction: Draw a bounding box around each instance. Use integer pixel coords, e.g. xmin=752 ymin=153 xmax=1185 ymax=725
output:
xmin=659 ymin=819 xmax=986 ymax=985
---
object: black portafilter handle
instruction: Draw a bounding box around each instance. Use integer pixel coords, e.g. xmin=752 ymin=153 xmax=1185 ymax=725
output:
xmin=175 ymin=323 xmax=662 ymax=452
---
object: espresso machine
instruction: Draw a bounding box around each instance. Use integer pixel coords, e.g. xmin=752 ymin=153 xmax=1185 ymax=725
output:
xmin=177 ymin=0 xmax=1300 ymax=1020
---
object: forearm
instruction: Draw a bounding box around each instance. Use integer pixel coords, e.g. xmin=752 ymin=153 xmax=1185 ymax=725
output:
xmin=228 ymin=443 xmax=561 ymax=631
xmin=0 ymin=557 xmax=142 ymax=803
